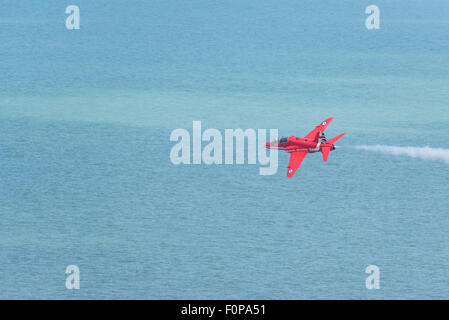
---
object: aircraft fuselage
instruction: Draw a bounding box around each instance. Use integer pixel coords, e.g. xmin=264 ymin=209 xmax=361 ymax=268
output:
xmin=263 ymin=118 xmax=345 ymax=177
xmin=265 ymin=136 xmax=335 ymax=153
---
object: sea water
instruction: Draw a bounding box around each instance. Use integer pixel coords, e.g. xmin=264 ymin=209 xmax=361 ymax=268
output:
xmin=0 ymin=1 xmax=448 ymax=299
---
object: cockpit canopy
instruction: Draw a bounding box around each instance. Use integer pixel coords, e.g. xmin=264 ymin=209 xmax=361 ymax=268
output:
xmin=271 ymin=136 xmax=289 ymax=145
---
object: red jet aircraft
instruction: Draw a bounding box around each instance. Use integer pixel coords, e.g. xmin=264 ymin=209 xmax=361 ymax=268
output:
xmin=265 ymin=118 xmax=345 ymax=178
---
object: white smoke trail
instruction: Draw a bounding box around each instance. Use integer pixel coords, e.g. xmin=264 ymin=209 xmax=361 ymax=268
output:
xmin=355 ymin=145 xmax=449 ymax=164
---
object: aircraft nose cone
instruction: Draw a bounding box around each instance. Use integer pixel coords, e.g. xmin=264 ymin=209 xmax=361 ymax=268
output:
xmin=265 ymin=142 xmax=270 ymax=148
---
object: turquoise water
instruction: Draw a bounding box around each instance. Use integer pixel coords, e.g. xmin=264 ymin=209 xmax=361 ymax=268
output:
xmin=1 ymin=1 xmax=449 ymax=299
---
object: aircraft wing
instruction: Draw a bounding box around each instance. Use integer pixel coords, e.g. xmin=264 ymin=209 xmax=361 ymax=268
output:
xmin=304 ymin=117 xmax=333 ymax=141
xmin=286 ymin=151 xmax=308 ymax=178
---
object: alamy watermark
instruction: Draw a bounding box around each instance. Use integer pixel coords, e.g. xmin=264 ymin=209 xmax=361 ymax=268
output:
xmin=64 ymin=5 xmax=379 ymax=31
xmin=65 ymin=5 xmax=80 ymax=30
xmin=65 ymin=265 xmax=80 ymax=290
xmin=170 ymin=121 xmax=279 ymax=175
xmin=365 ymin=5 xmax=380 ymax=30
xmin=365 ymin=265 xmax=380 ymax=289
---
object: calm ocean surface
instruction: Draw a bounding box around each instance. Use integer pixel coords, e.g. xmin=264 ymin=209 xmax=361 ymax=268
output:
xmin=1 ymin=1 xmax=449 ymax=299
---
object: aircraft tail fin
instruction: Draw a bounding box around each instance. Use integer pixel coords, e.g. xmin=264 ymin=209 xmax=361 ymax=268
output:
xmin=321 ymin=133 xmax=345 ymax=162
xmin=327 ymin=133 xmax=346 ymax=145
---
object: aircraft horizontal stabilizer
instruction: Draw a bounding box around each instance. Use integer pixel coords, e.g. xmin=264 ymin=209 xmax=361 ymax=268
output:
xmin=321 ymin=146 xmax=331 ymax=162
